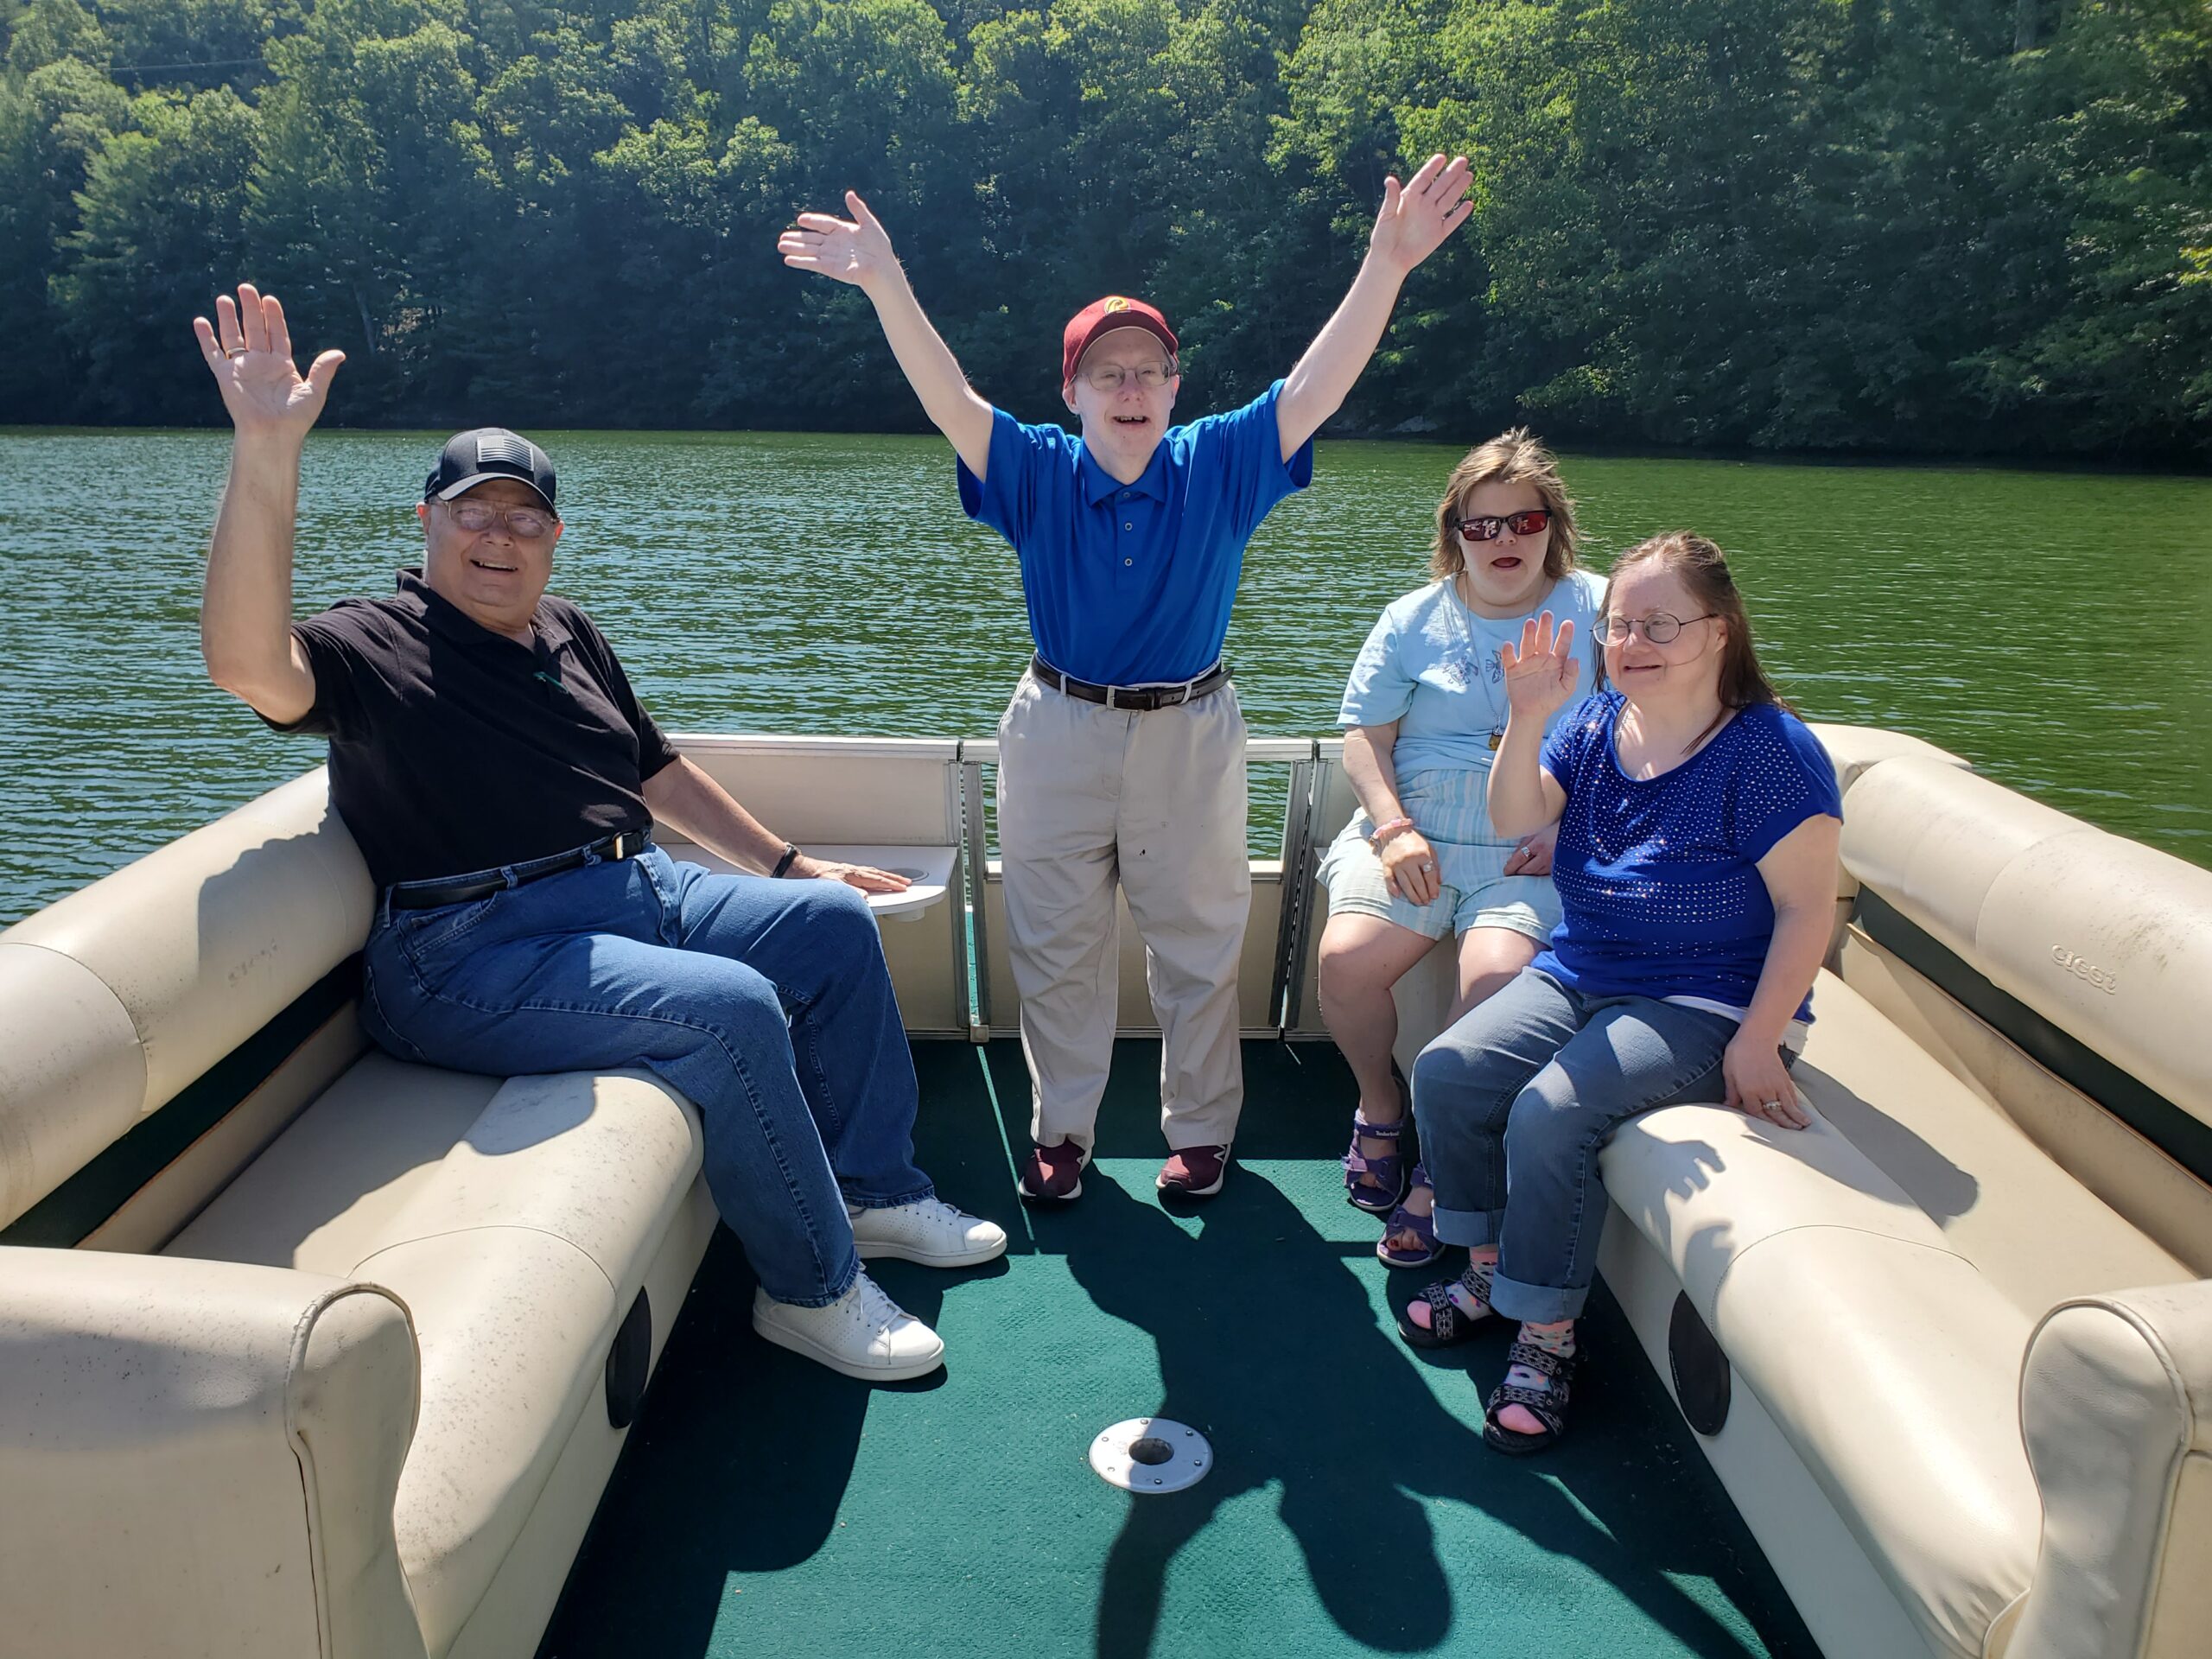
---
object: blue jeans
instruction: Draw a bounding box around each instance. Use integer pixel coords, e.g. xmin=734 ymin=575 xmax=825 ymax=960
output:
xmin=359 ymin=844 xmax=931 ymax=1306
xmin=1413 ymin=968 xmax=1742 ymax=1324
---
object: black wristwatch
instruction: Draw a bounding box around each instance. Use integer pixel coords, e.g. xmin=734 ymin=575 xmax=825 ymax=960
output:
xmin=771 ymin=842 xmax=800 ymax=879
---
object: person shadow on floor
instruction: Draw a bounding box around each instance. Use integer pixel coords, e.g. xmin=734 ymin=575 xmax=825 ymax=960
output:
xmin=1038 ymin=1161 xmax=1786 ymax=1659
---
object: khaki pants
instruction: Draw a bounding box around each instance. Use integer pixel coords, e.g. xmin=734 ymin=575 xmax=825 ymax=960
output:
xmin=995 ymin=670 xmax=1249 ymax=1153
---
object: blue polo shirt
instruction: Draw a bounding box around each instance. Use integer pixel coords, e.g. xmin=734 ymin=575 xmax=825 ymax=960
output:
xmin=957 ymin=381 xmax=1314 ymax=686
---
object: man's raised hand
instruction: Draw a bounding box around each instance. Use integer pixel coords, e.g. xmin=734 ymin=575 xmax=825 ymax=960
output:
xmin=1368 ymin=154 xmax=1474 ymax=278
xmin=192 ymin=284 xmax=344 ymax=442
xmin=1498 ymin=611 xmax=1581 ymax=720
xmin=779 ymin=192 xmax=899 ymax=292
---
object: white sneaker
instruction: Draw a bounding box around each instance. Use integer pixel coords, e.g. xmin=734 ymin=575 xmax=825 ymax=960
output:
xmin=751 ymin=1272 xmax=945 ymax=1382
xmin=849 ymin=1197 xmax=1009 ymax=1268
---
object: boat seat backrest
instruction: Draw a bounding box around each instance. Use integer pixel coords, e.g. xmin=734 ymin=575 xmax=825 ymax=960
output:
xmin=1838 ymin=755 xmax=2212 ymax=1141
xmin=0 ymin=768 xmax=372 ymax=1231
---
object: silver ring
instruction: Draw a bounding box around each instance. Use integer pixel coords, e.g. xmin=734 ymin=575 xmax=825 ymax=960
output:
xmin=1419 ymin=860 xmax=1434 ymax=873
xmin=225 ymin=346 xmax=250 ymax=359
xmin=1759 ymin=1099 xmax=1784 ymax=1113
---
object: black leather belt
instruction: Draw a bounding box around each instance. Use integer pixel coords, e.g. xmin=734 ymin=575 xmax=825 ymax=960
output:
xmin=1030 ymin=655 xmax=1230 ymax=711
xmin=387 ymin=829 xmax=652 ymax=911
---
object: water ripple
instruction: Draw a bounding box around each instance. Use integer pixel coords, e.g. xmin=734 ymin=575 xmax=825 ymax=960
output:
xmin=1 ymin=429 xmax=2205 ymax=924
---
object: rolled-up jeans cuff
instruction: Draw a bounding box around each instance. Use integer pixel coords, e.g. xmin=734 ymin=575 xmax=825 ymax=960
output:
xmin=764 ymin=1249 xmax=861 ymax=1310
xmin=843 ymin=1182 xmax=936 ymax=1211
xmin=1487 ymin=1269 xmax=1587 ymax=1325
xmin=1431 ymin=1205 xmax=1503 ymax=1249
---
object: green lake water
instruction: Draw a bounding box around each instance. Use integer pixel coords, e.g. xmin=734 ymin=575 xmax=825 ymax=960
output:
xmin=2 ymin=428 xmax=2206 ymax=925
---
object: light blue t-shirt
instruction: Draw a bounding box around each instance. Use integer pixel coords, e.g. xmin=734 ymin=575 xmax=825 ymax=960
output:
xmin=1337 ymin=569 xmax=1607 ymax=775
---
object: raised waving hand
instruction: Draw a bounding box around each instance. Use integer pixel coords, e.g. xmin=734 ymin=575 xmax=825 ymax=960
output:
xmin=192 ymin=283 xmax=344 ymax=440
xmin=1498 ymin=611 xmax=1581 ymax=720
xmin=1274 ymin=155 xmax=1474 ymax=459
xmin=774 ymin=190 xmax=993 ymax=476
xmin=1367 ymin=153 xmax=1474 ymax=277
xmin=778 ymin=191 xmax=899 ymax=293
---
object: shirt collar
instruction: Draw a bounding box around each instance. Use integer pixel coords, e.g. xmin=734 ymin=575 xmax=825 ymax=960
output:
xmin=1077 ymin=436 xmax=1171 ymax=506
xmin=397 ymin=566 xmax=569 ymax=650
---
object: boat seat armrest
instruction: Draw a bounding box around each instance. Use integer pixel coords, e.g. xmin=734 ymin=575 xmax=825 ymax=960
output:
xmin=0 ymin=1247 xmax=429 ymax=1659
xmin=2000 ymin=1280 xmax=2212 ymax=1659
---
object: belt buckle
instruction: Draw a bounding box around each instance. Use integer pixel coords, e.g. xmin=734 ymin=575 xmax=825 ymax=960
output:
xmin=1104 ymin=685 xmax=1121 ymax=709
xmin=610 ymin=830 xmax=632 ymax=861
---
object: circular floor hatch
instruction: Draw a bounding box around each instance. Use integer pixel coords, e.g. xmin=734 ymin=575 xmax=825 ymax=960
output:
xmin=1090 ymin=1418 xmax=1212 ymax=1493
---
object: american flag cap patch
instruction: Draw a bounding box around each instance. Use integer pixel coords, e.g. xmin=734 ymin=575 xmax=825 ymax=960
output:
xmin=428 ymin=426 xmax=556 ymax=507
xmin=476 ymin=432 xmax=532 ymax=468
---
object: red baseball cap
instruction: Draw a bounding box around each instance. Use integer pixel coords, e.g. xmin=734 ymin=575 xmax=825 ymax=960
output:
xmin=1061 ymin=296 xmax=1179 ymax=385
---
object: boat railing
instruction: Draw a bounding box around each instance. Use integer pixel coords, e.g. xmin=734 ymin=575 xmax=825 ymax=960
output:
xmin=664 ymin=733 xmax=1370 ymax=1044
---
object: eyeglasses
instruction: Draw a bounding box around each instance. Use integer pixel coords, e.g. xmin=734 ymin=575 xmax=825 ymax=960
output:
xmin=1452 ymin=509 xmax=1551 ymax=541
xmin=1595 ymin=611 xmax=1719 ymax=645
xmin=439 ymin=499 xmax=556 ymax=538
xmin=1079 ymin=361 xmax=1174 ymax=392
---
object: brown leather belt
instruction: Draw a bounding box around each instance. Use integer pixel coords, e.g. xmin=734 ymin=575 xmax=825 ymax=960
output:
xmin=1030 ymin=655 xmax=1230 ymax=712
xmin=387 ymin=829 xmax=651 ymax=911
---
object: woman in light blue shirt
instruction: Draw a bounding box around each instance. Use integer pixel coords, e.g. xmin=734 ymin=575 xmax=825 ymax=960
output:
xmin=1317 ymin=429 xmax=1605 ymax=1266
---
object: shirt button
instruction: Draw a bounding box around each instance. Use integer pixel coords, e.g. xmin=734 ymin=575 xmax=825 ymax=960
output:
xmin=1124 ymin=557 xmax=1133 ymax=566
xmin=1123 ymin=522 xmax=1133 ymax=531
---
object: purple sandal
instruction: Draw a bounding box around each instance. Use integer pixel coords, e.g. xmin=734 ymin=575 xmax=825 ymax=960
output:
xmin=1343 ymin=1111 xmax=1410 ymax=1214
xmin=1376 ymin=1163 xmax=1444 ymax=1268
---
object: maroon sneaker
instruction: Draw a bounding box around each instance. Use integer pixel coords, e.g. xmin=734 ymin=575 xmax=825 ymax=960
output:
xmin=1157 ymin=1145 xmax=1230 ymax=1198
xmin=1018 ymin=1140 xmax=1085 ymax=1203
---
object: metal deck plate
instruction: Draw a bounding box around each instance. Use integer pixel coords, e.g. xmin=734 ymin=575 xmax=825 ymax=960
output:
xmin=1090 ymin=1417 xmax=1212 ymax=1494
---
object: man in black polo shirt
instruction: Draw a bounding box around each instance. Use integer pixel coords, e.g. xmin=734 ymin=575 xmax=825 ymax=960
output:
xmin=193 ymin=283 xmax=1004 ymax=1382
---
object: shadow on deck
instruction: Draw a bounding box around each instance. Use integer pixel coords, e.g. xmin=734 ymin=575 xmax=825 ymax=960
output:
xmin=538 ymin=1040 xmax=1817 ymax=1659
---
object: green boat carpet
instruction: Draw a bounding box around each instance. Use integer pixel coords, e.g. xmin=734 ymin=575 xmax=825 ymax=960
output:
xmin=538 ymin=1039 xmax=1818 ymax=1659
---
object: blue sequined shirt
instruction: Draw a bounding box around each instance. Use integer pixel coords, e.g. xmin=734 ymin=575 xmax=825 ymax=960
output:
xmin=1535 ymin=690 xmax=1842 ymax=1021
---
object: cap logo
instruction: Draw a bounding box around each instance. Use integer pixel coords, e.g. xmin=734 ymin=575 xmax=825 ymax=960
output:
xmin=476 ymin=433 xmax=531 ymax=467
xmin=1103 ymin=296 xmax=1130 ymax=313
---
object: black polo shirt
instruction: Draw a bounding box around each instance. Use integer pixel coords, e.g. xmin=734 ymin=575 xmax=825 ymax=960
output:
xmin=264 ymin=568 xmax=680 ymax=888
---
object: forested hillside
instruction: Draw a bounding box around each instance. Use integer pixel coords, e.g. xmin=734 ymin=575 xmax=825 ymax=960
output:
xmin=3 ymin=0 xmax=2207 ymax=457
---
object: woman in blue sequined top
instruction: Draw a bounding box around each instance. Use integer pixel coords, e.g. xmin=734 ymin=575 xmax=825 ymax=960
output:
xmin=1395 ymin=531 xmax=1842 ymax=1459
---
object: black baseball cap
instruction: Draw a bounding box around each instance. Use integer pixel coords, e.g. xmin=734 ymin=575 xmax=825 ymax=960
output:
xmin=425 ymin=428 xmax=557 ymax=511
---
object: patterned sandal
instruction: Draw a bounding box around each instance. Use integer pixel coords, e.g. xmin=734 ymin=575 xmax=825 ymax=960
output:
xmin=1376 ymin=1163 xmax=1444 ymax=1268
xmin=1343 ymin=1110 xmax=1410 ymax=1214
xmin=1395 ymin=1257 xmax=1495 ymax=1349
xmin=1483 ymin=1338 xmax=1579 ymax=1456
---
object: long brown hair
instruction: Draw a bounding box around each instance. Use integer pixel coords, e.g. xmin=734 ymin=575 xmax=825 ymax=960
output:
xmin=1609 ymin=532 xmax=1792 ymax=726
xmin=1429 ymin=428 xmax=1579 ymax=582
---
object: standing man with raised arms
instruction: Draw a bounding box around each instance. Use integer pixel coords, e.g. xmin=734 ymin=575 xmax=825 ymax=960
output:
xmin=782 ymin=158 xmax=1473 ymax=1202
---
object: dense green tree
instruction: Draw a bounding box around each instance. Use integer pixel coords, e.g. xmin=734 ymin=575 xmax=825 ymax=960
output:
xmin=99 ymin=0 xmax=292 ymax=95
xmin=0 ymin=3 xmax=125 ymax=416
xmin=245 ymin=0 xmax=493 ymax=417
xmin=56 ymin=86 xmax=260 ymax=418
xmin=0 ymin=0 xmax=2202 ymax=458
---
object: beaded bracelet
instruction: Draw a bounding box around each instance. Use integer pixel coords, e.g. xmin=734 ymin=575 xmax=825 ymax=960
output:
xmin=1366 ymin=816 xmax=1416 ymax=849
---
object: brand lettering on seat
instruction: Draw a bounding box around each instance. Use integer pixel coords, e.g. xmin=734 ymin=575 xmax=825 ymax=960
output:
xmin=2050 ymin=945 xmax=2119 ymax=995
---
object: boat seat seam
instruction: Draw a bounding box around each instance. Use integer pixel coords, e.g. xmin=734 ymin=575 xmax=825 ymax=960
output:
xmin=353 ymin=1220 xmax=625 ymax=1300
xmin=1699 ymin=1219 xmax=1980 ymax=1305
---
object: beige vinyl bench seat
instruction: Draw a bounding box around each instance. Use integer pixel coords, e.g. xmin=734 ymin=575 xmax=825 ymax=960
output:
xmin=1581 ymin=734 xmax=2212 ymax=1659
xmin=1320 ymin=721 xmax=2212 ymax=1659
xmin=162 ymin=1057 xmax=715 ymax=1659
xmin=0 ymin=746 xmax=976 ymax=1659
xmin=1599 ymin=969 xmax=2193 ymax=1659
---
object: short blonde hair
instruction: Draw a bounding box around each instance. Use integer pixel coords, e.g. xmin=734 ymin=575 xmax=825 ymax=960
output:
xmin=1429 ymin=428 xmax=1578 ymax=582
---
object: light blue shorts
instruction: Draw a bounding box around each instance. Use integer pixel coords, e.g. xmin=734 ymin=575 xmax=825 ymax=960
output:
xmin=1316 ymin=766 xmax=1562 ymax=945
